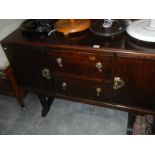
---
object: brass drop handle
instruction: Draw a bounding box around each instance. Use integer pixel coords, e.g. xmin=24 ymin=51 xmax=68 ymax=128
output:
xmin=113 ymin=77 xmax=125 ymax=90
xmin=96 ymin=88 xmax=102 ymax=96
xmin=41 ymin=68 xmax=51 ymax=80
xmin=62 ymin=82 xmax=67 ymax=90
xmin=96 ymin=62 xmax=103 ymax=72
xmin=56 ymin=57 xmax=63 ymax=67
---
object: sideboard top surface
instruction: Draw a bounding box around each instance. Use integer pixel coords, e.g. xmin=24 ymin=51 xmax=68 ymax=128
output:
xmin=2 ymin=29 xmax=155 ymax=55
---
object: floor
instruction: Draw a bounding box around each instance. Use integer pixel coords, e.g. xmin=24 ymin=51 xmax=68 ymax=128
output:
xmin=0 ymin=93 xmax=128 ymax=135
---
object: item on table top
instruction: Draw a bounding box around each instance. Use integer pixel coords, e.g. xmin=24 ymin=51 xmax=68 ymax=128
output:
xmin=54 ymin=19 xmax=91 ymax=35
xmin=127 ymin=19 xmax=155 ymax=42
xmin=20 ymin=19 xmax=56 ymax=34
xmin=127 ymin=37 xmax=155 ymax=53
xmin=90 ymin=19 xmax=130 ymax=37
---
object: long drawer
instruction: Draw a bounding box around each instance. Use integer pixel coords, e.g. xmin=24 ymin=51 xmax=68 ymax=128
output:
xmin=53 ymin=73 xmax=112 ymax=101
xmin=47 ymin=49 xmax=112 ymax=80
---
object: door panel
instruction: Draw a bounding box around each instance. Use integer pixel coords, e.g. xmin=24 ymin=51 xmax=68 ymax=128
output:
xmin=5 ymin=46 xmax=54 ymax=92
xmin=110 ymin=57 xmax=155 ymax=111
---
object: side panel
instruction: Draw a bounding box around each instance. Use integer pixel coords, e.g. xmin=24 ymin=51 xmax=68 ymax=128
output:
xmin=4 ymin=45 xmax=55 ymax=93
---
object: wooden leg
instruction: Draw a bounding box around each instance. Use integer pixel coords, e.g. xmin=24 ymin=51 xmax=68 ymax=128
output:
xmin=152 ymin=115 xmax=155 ymax=135
xmin=5 ymin=66 xmax=25 ymax=109
xmin=126 ymin=112 xmax=136 ymax=135
xmin=38 ymin=94 xmax=55 ymax=117
xmin=127 ymin=113 xmax=155 ymax=135
xmin=145 ymin=115 xmax=155 ymax=134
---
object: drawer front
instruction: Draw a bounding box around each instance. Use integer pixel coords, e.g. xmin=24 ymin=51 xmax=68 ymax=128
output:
xmin=48 ymin=50 xmax=112 ymax=80
xmin=53 ymin=74 xmax=112 ymax=101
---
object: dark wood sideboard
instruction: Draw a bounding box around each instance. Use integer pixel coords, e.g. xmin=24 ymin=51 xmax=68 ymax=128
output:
xmin=1 ymin=29 xmax=155 ymax=133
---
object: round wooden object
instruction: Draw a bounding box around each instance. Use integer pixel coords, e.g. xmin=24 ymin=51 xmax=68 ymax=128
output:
xmin=54 ymin=19 xmax=91 ymax=35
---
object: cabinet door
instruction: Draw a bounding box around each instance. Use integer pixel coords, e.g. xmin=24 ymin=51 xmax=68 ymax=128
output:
xmin=111 ymin=56 xmax=155 ymax=112
xmin=5 ymin=46 xmax=54 ymax=93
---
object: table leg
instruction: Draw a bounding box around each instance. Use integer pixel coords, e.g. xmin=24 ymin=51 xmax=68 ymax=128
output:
xmin=5 ymin=66 xmax=25 ymax=109
xmin=38 ymin=94 xmax=55 ymax=117
xmin=152 ymin=115 xmax=155 ymax=134
xmin=126 ymin=112 xmax=136 ymax=135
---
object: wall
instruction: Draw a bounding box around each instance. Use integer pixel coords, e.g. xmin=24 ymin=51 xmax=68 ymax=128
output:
xmin=0 ymin=19 xmax=24 ymax=70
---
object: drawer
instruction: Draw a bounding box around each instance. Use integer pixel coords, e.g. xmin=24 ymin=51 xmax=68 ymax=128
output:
xmin=48 ymin=50 xmax=112 ymax=80
xmin=53 ymin=74 xmax=112 ymax=101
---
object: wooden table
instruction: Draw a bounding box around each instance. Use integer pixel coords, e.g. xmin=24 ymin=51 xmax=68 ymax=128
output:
xmin=1 ymin=28 xmax=155 ymax=134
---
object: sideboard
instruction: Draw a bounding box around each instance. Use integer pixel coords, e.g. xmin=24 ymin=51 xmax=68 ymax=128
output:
xmin=1 ymin=28 xmax=155 ymax=133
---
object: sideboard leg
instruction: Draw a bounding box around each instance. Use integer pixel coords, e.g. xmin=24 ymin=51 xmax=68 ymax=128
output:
xmin=5 ymin=66 xmax=25 ymax=109
xmin=38 ymin=94 xmax=55 ymax=117
xmin=152 ymin=115 xmax=155 ymax=134
xmin=145 ymin=114 xmax=155 ymax=135
xmin=126 ymin=112 xmax=136 ymax=135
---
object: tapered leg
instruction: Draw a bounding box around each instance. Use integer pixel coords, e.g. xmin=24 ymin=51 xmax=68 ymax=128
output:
xmin=38 ymin=94 xmax=55 ymax=117
xmin=5 ymin=66 xmax=25 ymax=109
xmin=126 ymin=113 xmax=136 ymax=135
xmin=127 ymin=113 xmax=155 ymax=135
xmin=145 ymin=115 xmax=155 ymax=134
xmin=152 ymin=115 xmax=155 ymax=134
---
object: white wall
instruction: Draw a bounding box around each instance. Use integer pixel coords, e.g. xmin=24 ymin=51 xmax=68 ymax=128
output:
xmin=0 ymin=19 xmax=24 ymax=70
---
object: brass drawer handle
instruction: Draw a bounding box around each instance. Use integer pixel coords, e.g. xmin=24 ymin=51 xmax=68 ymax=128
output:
xmin=56 ymin=57 xmax=63 ymax=67
xmin=62 ymin=82 xmax=67 ymax=90
xmin=41 ymin=68 xmax=51 ymax=80
xmin=113 ymin=77 xmax=125 ymax=90
xmin=96 ymin=62 xmax=102 ymax=72
xmin=96 ymin=88 xmax=102 ymax=96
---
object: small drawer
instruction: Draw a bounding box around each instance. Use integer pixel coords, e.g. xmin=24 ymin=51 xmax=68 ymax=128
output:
xmin=48 ymin=50 xmax=112 ymax=80
xmin=53 ymin=74 xmax=112 ymax=101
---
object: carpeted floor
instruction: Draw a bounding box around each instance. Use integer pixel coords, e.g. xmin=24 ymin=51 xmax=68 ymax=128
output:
xmin=0 ymin=94 xmax=128 ymax=135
